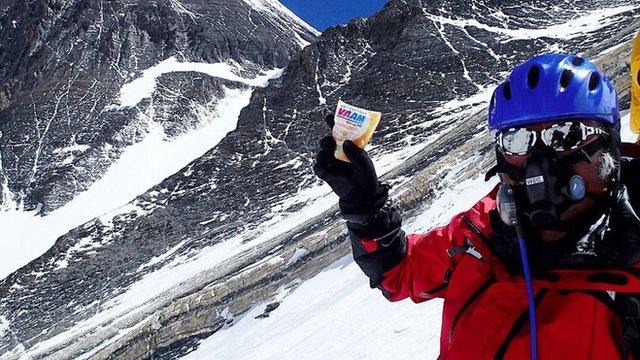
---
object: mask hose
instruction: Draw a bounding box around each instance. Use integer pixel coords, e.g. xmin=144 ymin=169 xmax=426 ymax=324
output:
xmin=517 ymin=228 xmax=538 ymax=360
xmin=498 ymin=185 xmax=538 ymax=360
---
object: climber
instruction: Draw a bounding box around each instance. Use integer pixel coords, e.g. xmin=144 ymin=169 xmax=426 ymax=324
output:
xmin=314 ymin=54 xmax=640 ymax=359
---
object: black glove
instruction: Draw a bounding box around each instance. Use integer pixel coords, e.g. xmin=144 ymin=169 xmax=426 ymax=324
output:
xmin=313 ymin=116 xmax=387 ymax=216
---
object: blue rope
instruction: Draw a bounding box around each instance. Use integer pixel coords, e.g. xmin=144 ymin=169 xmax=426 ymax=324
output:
xmin=518 ymin=234 xmax=538 ymax=360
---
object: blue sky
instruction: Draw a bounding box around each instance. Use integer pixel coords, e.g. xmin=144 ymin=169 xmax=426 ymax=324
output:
xmin=279 ymin=0 xmax=388 ymax=31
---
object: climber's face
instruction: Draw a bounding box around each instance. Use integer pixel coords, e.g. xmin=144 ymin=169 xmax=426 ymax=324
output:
xmin=495 ymin=120 xmax=615 ymax=238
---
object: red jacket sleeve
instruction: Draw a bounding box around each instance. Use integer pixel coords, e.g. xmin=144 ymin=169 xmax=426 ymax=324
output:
xmin=381 ymin=212 xmax=472 ymax=303
xmin=348 ymin=189 xmax=497 ymax=303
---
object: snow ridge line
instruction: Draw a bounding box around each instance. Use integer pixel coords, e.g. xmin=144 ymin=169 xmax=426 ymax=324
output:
xmin=112 ymin=57 xmax=276 ymax=109
xmin=241 ymin=0 xmax=320 ymax=36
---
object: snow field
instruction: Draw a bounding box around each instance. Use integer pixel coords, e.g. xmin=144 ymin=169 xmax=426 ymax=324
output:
xmin=621 ymin=112 xmax=636 ymax=143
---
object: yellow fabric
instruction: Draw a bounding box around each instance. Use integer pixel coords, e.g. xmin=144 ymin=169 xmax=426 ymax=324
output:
xmin=631 ymin=31 xmax=640 ymax=134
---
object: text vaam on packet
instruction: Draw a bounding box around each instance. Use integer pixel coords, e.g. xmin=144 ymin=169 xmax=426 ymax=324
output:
xmin=332 ymin=100 xmax=382 ymax=162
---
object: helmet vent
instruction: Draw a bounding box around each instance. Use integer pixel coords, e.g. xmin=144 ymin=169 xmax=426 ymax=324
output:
xmin=560 ymin=69 xmax=573 ymax=89
xmin=588 ymin=72 xmax=601 ymax=91
xmin=571 ymin=56 xmax=585 ymax=66
xmin=636 ymin=68 xmax=640 ymax=87
xmin=503 ymin=82 xmax=512 ymax=100
xmin=527 ymin=66 xmax=540 ymax=88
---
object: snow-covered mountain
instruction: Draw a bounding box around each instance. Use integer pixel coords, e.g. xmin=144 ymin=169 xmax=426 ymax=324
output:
xmin=0 ymin=0 xmax=316 ymax=215
xmin=1 ymin=0 xmax=640 ymax=359
xmin=0 ymin=0 xmax=317 ymax=281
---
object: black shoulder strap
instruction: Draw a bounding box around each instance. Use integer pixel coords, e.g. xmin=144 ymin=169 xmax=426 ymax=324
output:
xmin=622 ymin=143 xmax=640 ymax=158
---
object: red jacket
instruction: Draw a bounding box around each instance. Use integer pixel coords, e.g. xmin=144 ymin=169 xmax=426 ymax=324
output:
xmin=349 ymin=187 xmax=640 ymax=359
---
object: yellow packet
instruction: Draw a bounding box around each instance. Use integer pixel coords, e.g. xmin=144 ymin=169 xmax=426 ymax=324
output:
xmin=332 ymin=100 xmax=382 ymax=162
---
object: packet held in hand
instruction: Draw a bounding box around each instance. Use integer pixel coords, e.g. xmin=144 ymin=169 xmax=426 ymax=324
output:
xmin=332 ymin=100 xmax=382 ymax=162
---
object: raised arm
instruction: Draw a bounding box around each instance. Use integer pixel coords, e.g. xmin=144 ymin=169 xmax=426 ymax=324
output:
xmin=314 ymin=129 xmax=495 ymax=303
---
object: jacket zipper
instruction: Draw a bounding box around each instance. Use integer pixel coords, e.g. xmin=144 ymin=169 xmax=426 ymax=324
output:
xmin=449 ymin=277 xmax=495 ymax=342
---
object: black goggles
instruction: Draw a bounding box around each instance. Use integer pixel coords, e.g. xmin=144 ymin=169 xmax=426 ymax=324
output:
xmin=495 ymin=121 xmax=607 ymax=156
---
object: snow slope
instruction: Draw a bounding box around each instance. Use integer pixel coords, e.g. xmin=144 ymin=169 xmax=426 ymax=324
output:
xmin=621 ymin=112 xmax=636 ymax=142
xmin=182 ymin=172 xmax=497 ymax=360
xmin=14 ymin=186 xmax=340 ymax=360
xmin=184 ymin=257 xmax=444 ymax=360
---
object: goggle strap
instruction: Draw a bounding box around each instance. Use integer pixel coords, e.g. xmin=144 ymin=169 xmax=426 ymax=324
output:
xmin=487 ymin=147 xmax=523 ymax=182
xmin=580 ymin=123 xmax=605 ymax=140
xmin=560 ymin=136 xmax=606 ymax=165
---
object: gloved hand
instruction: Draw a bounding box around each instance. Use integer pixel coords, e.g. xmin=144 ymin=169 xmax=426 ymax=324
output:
xmin=313 ymin=116 xmax=387 ymax=216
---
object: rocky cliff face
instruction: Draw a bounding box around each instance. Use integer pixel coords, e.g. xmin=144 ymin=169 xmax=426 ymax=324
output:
xmin=1 ymin=0 xmax=639 ymax=359
xmin=0 ymin=0 xmax=316 ymax=213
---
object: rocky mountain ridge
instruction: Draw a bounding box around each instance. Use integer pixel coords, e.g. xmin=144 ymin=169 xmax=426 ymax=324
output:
xmin=1 ymin=0 xmax=640 ymax=359
xmin=0 ymin=0 xmax=316 ymax=213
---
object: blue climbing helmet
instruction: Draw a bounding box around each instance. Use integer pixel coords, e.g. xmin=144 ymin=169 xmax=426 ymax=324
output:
xmin=488 ymin=53 xmax=620 ymax=133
